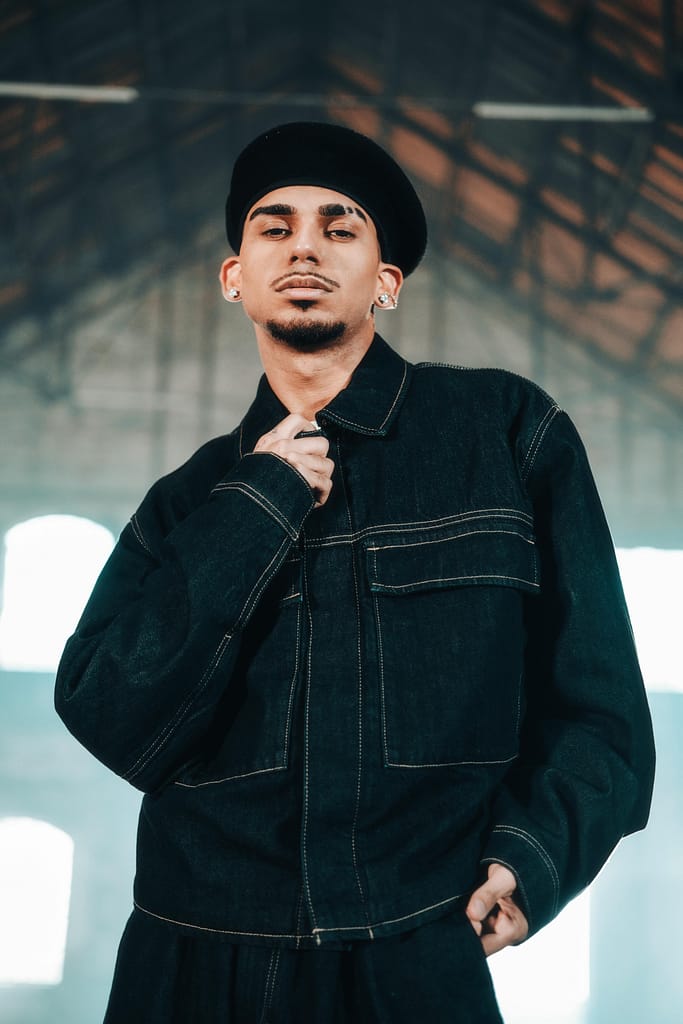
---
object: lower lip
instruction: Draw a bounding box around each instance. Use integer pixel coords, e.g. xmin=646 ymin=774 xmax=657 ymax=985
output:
xmin=279 ymin=287 xmax=330 ymax=298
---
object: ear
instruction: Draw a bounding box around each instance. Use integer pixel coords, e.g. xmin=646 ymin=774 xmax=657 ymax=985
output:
xmin=219 ymin=256 xmax=242 ymax=300
xmin=376 ymin=263 xmax=404 ymax=306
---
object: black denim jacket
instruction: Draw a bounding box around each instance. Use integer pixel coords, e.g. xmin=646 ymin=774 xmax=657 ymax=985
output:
xmin=55 ymin=334 xmax=655 ymax=948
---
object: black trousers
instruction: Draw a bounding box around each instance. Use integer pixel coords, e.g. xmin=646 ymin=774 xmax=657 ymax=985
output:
xmin=104 ymin=907 xmax=504 ymax=1023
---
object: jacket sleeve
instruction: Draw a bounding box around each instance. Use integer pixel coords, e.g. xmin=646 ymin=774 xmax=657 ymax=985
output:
xmin=54 ymin=450 xmax=316 ymax=793
xmin=479 ymin=408 xmax=655 ymax=936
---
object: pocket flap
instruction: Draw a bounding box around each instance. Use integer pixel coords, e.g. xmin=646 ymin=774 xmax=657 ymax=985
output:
xmin=366 ymin=516 xmax=539 ymax=595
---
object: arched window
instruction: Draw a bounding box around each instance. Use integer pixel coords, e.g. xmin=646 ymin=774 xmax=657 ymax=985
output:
xmin=0 ymin=515 xmax=114 ymax=672
xmin=0 ymin=817 xmax=74 ymax=984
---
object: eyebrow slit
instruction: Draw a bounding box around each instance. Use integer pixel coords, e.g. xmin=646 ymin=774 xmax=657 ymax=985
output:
xmin=318 ymin=203 xmax=367 ymax=222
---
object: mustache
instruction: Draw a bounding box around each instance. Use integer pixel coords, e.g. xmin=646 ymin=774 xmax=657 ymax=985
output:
xmin=270 ymin=271 xmax=340 ymax=289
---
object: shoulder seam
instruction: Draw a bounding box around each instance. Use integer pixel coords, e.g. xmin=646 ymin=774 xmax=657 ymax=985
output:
xmin=413 ymin=361 xmax=558 ymax=404
xmin=129 ymin=512 xmax=153 ymax=555
xmin=521 ymin=406 xmax=561 ymax=482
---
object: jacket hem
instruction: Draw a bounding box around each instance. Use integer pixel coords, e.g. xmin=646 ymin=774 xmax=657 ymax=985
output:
xmin=133 ymin=889 xmax=470 ymax=949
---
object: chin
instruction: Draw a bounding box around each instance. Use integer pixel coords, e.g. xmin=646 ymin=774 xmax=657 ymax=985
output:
xmin=265 ymin=317 xmax=347 ymax=353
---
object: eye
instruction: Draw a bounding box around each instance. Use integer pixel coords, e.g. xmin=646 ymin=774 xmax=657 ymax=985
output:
xmin=262 ymin=226 xmax=290 ymax=237
xmin=326 ymin=227 xmax=355 ymax=239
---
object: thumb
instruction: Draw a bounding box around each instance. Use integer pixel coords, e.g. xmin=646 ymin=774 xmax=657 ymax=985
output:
xmin=468 ymin=895 xmax=488 ymax=921
xmin=467 ymin=863 xmax=517 ymax=921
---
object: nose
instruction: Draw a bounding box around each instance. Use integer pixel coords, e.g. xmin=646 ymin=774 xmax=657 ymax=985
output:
xmin=288 ymin=224 xmax=320 ymax=264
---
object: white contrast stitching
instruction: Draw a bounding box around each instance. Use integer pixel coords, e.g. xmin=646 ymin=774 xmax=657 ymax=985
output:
xmin=280 ymin=599 xmax=302 ymax=772
xmin=295 ymin=887 xmax=304 ymax=950
xmin=373 ymin=586 xmax=520 ymax=767
xmin=479 ymin=855 xmax=532 ymax=923
xmin=373 ymin=586 xmax=521 ymax=767
xmin=134 ymin=889 xmax=468 ymax=940
xmin=123 ymin=629 xmax=234 ymax=779
xmin=242 ymin=451 xmax=317 ymax=506
xmin=491 ymin=825 xmax=559 ymax=891
xmin=260 ymin=948 xmax=280 ymax=1024
xmin=413 ymin=361 xmax=557 ymax=407
xmin=177 ymin=580 xmax=303 ymax=789
xmin=301 ymin=542 xmax=318 ymax=929
xmin=125 ymin=537 xmax=291 ymax=780
xmin=337 ymin=437 xmax=371 ymax=923
xmin=130 ymin=513 xmax=153 ymax=555
xmin=490 ymin=825 xmax=560 ymax=911
xmin=372 ymin=591 xmax=391 ymax=765
xmin=174 ymin=765 xmax=286 ymax=788
xmin=134 ymin=901 xmax=300 ymax=939
xmin=321 ymin=360 xmax=408 ymax=434
xmin=234 ymin=538 xmax=292 ymax=630
xmin=311 ymin=890 xmax=468 ymax=935
xmin=303 ymin=508 xmax=534 ymax=548
xmin=372 ymin=573 xmax=540 ymax=592
xmin=386 ymin=753 xmax=519 ymax=768
xmin=210 ymin=481 xmax=298 ymax=539
xmin=521 ymin=406 xmax=560 ymax=482
xmin=378 ymin=359 xmax=408 ymax=430
xmin=513 ymin=669 xmax=523 ymax=735
xmin=366 ymin=527 xmax=534 ymax=554
xmin=260 ymin=950 xmax=276 ymax=1024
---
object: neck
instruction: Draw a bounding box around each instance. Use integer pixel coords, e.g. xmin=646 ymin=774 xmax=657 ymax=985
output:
xmin=254 ymin=322 xmax=376 ymax=420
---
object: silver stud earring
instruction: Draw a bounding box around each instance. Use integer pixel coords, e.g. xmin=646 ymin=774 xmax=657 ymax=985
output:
xmin=228 ymin=287 xmax=240 ymax=300
xmin=377 ymin=292 xmax=397 ymax=309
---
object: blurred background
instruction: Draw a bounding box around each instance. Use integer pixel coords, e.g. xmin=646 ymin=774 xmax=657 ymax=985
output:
xmin=0 ymin=0 xmax=681 ymax=1020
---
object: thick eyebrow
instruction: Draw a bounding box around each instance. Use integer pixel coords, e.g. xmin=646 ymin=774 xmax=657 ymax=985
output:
xmin=247 ymin=201 xmax=368 ymax=223
xmin=318 ymin=203 xmax=367 ymax=222
xmin=248 ymin=203 xmax=295 ymax=221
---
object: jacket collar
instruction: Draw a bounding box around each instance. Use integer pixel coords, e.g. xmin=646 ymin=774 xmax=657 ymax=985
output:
xmin=238 ymin=334 xmax=411 ymax=455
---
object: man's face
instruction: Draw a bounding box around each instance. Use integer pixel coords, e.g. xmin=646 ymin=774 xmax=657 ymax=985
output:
xmin=220 ymin=185 xmax=402 ymax=352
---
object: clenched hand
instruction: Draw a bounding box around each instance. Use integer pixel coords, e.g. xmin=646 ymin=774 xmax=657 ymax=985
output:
xmin=253 ymin=413 xmax=335 ymax=508
xmin=466 ymin=862 xmax=529 ymax=956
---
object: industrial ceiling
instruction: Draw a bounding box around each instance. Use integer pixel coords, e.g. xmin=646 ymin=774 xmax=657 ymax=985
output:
xmin=0 ymin=0 xmax=682 ymax=541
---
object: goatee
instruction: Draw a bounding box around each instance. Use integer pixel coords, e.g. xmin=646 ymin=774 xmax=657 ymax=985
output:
xmin=265 ymin=316 xmax=347 ymax=353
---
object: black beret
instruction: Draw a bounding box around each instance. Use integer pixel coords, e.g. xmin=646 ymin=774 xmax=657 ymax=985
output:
xmin=225 ymin=121 xmax=428 ymax=276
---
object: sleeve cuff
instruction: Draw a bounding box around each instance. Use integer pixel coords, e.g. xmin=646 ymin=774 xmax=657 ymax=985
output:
xmin=211 ymin=451 xmax=316 ymax=540
xmin=480 ymin=824 xmax=561 ymax=936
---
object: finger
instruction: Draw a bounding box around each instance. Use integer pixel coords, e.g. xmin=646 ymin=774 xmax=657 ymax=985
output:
xmin=481 ymin=931 xmax=508 ymax=957
xmin=308 ymin=471 xmax=333 ymax=507
xmin=466 ymin=884 xmax=503 ymax=923
xmin=258 ymin=436 xmax=330 ymax=459
xmin=294 ymin=428 xmax=324 ymax=440
xmin=276 ymin=454 xmax=334 ymax=507
xmin=465 ymin=893 xmax=492 ymax=925
xmin=313 ymin=481 xmax=331 ymax=509
xmin=499 ymin=899 xmax=529 ymax=943
xmin=466 ymin=865 xmax=517 ymax=925
xmin=253 ymin=416 xmax=316 ymax=452
xmin=291 ymin=436 xmax=330 ymax=457
xmin=267 ymin=414 xmax=319 ymax=441
xmin=280 ymin=453 xmax=334 ymax=478
xmin=480 ymin=909 xmax=528 ymax=957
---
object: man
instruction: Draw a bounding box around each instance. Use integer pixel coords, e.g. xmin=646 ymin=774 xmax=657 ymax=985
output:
xmin=55 ymin=121 xmax=655 ymax=1023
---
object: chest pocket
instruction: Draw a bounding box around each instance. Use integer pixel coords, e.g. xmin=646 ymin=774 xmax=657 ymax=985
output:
xmin=366 ymin=514 xmax=539 ymax=768
xmin=175 ymin=554 xmax=303 ymax=787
